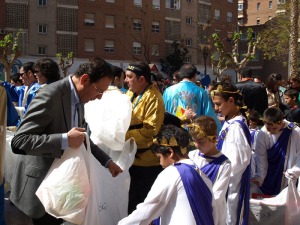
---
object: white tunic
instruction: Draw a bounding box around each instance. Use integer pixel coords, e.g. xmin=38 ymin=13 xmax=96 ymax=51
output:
xmin=254 ymin=120 xmax=300 ymax=191
xmin=189 ymin=150 xmax=231 ymax=225
xmin=118 ymin=159 xmax=213 ymax=225
xmin=219 ymin=115 xmax=252 ymax=225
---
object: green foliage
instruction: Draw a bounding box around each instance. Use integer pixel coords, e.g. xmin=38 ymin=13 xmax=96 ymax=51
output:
xmin=56 ymin=52 xmax=74 ymax=77
xmin=258 ymin=14 xmax=291 ymax=62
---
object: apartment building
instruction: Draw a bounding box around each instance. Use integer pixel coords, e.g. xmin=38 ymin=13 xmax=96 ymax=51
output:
xmin=1 ymin=0 xmax=237 ymax=73
xmin=238 ymin=0 xmax=288 ymax=79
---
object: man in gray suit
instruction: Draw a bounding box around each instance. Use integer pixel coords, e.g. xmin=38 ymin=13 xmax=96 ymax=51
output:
xmin=10 ymin=58 xmax=123 ymax=225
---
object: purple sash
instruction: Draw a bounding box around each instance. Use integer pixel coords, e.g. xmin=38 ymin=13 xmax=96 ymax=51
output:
xmin=175 ymin=163 xmax=214 ymax=225
xmin=216 ymin=119 xmax=251 ymax=225
xmin=250 ymin=129 xmax=256 ymax=145
xmin=260 ymin=123 xmax=295 ymax=195
xmin=200 ymin=154 xmax=228 ymax=183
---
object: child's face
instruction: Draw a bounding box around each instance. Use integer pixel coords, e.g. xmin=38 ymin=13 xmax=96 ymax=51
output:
xmin=192 ymin=137 xmax=215 ymax=155
xmin=155 ymin=153 xmax=173 ymax=168
xmin=264 ymin=121 xmax=284 ymax=134
xmin=249 ymin=120 xmax=257 ymax=129
xmin=212 ymin=95 xmax=233 ymax=117
xmin=284 ymin=94 xmax=295 ymax=106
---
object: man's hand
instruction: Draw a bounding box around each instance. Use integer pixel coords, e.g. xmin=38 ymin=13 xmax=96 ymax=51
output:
xmin=67 ymin=127 xmax=86 ymax=148
xmin=108 ymin=161 xmax=123 ymax=177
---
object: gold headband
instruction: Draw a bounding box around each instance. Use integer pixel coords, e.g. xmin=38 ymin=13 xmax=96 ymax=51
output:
xmin=210 ymin=85 xmax=241 ymax=98
xmin=127 ymin=65 xmax=143 ymax=76
xmin=187 ymin=123 xmax=216 ymax=142
xmin=153 ymin=137 xmax=187 ymax=155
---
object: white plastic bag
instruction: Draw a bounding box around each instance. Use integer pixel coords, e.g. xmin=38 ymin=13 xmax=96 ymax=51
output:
xmin=85 ymin=87 xmax=132 ymax=151
xmin=250 ymin=178 xmax=300 ymax=225
xmin=84 ymin=138 xmax=137 ymax=225
xmin=35 ymin=133 xmax=91 ymax=225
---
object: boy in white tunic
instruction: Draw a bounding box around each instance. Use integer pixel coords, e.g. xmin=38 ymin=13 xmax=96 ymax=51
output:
xmin=253 ymin=107 xmax=300 ymax=195
xmin=188 ymin=116 xmax=231 ymax=225
xmin=118 ymin=125 xmax=215 ymax=225
xmin=211 ymin=81 xmax=252 ymax=225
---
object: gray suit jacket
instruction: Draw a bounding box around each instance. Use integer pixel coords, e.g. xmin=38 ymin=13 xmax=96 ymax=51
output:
xmin=10 ymin=77 xmax=111 ymax=218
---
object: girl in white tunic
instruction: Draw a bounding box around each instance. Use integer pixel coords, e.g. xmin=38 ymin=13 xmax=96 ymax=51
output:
xmin=188 ymin=116 xmax=231 ymax=225
xmin=211 ymin=82 xmax=252 ymax=225
xmin=118 ymin=125 xmax=215 ymax=225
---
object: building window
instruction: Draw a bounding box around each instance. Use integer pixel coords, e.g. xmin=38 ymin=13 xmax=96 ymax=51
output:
xmin=152 ymin=0 xmax=160 ymax=9
xmin=38 ymin=0 xmax=47 ymax=6
xmin=104 ymin=40 xmax=115 ymax=53
xmin=184 ymin=55 xmax=191 ymax=63
xmin=252 ymin=32 xmax=258 ymax=41
xmin=106 ymin=0 xmax=115 ymax=2
xmin=84 ymin=13 xmax=95 ymax=26
xmin=238 ymin=3 xmax=243 ymax=11
xmin=134 ymin=0 xmax=142 ymax=7
xmin=269 ymin=1 xmax=272 ymax=9
xmin=152 ymin=21 xmax=160 ymax=33
xmin=227 ymin=12 xmax=232 ymax=22
xmin=251 ymin=52 xmax=260 ymax=61
xmin=215 ymin=9 xmax=220 ymax=20
xmin=38 ymin=24 xmax=47 ymax=34
xmin=133 ymin=42 xmax=141 ymax=55
xmin=228 ymin=0 xmax=233 ymax=2
xmin=238 ymin=18 xmax=244 ymax=25
xmin=166 ymin=0 xmax=181 ymax=10
xmin=152 ymin=44 xmax=159 ymax=56
xmin=105 ymin=15 xmax=115 ymax=28
xmin=186 ymin=17 xmax=192 ymax=25
xmin=257 ymin=18 xmax=260 ymax=25
xmin=37 ymin=46 xmax=46 ymax=55
xmin=84 ymin=39 xmax=95 ymax=52
xmin=257 ymin=3 xmax=261 ymax=10
xmin=278 ymin=0 xmax=285 ymax=4
xmin=187 ymin=0 xmax=192 ymax=2
xmin=185 ymin=38 xmax=192 ymax=46
xmin=133 ymin=19 xmax=142 ymax=31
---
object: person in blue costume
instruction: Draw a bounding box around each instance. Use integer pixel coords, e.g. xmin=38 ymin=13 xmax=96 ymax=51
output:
xmin=253 ymin=107 xmax=300 ymax=195
xmin=211 ymin=80 xmax=252 ymax=225
xmin=188 ymin=116 xmax=231 ymax=225
xmin=18 ymin=62 xmax=40 ymax=114
xmin=163 ymin=63 xmax=221 ymax=132
xmin=118 ymin=125 xmax=215 ymax=225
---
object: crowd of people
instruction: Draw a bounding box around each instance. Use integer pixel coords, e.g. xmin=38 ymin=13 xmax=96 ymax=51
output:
xmin=0 ymin=57 xmax=299 ymax=225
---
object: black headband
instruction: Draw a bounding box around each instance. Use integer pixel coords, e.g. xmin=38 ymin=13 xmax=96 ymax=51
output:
xmin=127 ymin=65 xmax=144 ymax=76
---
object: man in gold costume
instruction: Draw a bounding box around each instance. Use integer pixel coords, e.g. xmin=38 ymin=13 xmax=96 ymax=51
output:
xmin=125 ymin=61 xmax=165 ymax=213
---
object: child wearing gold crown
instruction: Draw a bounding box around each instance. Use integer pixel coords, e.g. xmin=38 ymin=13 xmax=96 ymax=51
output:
xmin=118 ymin=124 xmax=215 ymax=225
xmin=210 ymin=80 xmax=252 ymax=225
xmin=188 ymin=116 xmax=231 ymax=225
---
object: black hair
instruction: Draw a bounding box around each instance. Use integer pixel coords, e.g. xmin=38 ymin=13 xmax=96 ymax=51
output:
xmin=22 ymin=62 xmax=35 ymax=73
xmin=111 ymin=66 xmax=124 ymax=80
xmin=151 ymin=125 xmax=191 ymax=157
xmin=34 ymin=58 xmax=60 ymax=83
xmin=284 ymin=88 xmax=299 ymax=100
xmin=179 ymin=64 xmax=198 ymax=80
xmin=10 ymin=73 xmax=22 ymax=84
xmin=75 ymin=57 xmax=113 ymax=83
xmin=247 ymin=110 xmax=263 ymax=126
xmin=239 ymin=67 xmax=252 ymax=78
xmin=266 ymin=74 xmax=279 ymax=93
xmin=212 ymin=80 xmax=244 ymax=108
xmin=263 ymin=107 xmax=284 ymax=123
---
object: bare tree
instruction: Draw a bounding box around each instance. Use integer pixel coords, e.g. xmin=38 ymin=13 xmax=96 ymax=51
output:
xmin=289 ymin=0 xmax=299 ymax=77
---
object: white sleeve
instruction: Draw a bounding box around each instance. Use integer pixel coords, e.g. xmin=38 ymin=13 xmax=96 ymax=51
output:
xmin=253 ymin=129 xmax=268 ymax=185
xmin=118 ymin=168 xmax=178 ymax=225
xmin=286 ymin=129 xmax=300 ymax=185
xmin=221 ymin=123 xmax=251 ymax=175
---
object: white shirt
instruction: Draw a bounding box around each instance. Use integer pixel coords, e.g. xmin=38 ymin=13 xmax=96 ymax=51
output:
xmin=189 ymin=150 xmax=231 ymax=225
xmin=118 ymin=159 xmax=213 ymax=225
